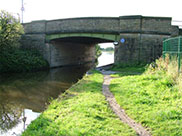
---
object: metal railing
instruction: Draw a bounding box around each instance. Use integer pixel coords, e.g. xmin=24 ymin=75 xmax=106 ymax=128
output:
xmin=163 ymin=36 xmax=182 ymax=73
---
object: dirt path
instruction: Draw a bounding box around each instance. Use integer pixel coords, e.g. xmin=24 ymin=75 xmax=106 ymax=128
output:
xmin=102 ymin=71 xmax=151 ymax=136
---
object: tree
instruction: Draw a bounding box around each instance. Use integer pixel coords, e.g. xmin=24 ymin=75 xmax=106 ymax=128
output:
xmin=95 ymin=44 xmax=102 ymax=58
xmin=0 ymin=10 xmax=24 ymax=50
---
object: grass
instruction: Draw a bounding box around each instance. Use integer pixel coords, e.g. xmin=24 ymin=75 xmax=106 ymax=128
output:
xmin=110 ymin=65 xmax=182 ymax=136
xmin=111 ymin=64 xmax=146 ymax=74
xmin=22 ymin=57 xmax=182 ymax=135
xmin=22 ymin=72 xmax=137 ymax=136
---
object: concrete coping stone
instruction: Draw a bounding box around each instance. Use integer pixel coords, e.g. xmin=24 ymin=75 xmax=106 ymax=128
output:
xmin=119 ymin=15 xmax=171 ymax=20
xmin=23 ymin=15 xmax=172 ymax=25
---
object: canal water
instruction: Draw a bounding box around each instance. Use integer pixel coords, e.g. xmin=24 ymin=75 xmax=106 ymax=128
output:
xmin=0 ymin=51 xmax=114 ymax=136
xmin=97 ymin=51 xmax=114 ymax=67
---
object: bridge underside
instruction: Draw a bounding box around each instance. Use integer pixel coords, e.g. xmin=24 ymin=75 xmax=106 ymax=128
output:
xmin=46 ymin=36 xmax=115 ymax=68
xmin=50 ymin=36 xmax=114 ymax=44
xmin=46 ymin=33 xmax=120 ymax=43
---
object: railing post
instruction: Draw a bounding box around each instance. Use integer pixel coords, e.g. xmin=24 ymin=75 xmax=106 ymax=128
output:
xmin=178 ymin=37 xmax=181 ymax=74
xmin=163 ymin=40 xmax=166 ymax=59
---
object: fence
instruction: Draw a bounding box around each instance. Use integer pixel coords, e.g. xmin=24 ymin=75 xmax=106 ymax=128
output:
xmin=163 ymin=36 xmax=182 ymax=73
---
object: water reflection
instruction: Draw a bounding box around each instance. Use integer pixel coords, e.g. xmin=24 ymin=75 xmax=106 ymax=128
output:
xmin=97 ymin=51 xmax=114 ymax=67
xmin=0 ymin=63 xmax=93 ymax=135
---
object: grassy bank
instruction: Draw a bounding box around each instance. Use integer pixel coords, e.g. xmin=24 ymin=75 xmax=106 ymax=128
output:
xmin=22 ymin=57 xmax=182 ymax=135
xmin=110 ymin=63 xmax=182 ymax=136
xmin=22 ymin=72 xmax=136 ymax=136
xmin=0 ymin=48 xmax=49 ymax=73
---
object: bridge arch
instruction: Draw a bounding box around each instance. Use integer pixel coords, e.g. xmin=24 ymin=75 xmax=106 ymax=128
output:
xmin=46 ymin=33 xmax=118 ymax=67
xmin=46 ymin=33 xmax=120 ymax=43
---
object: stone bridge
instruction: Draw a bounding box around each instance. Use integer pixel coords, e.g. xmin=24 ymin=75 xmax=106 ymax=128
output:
xmin=21 ymin=15 xmax=180 ymax=68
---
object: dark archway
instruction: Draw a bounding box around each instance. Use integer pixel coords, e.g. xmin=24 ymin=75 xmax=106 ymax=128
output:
xmin=48 ymin=36 xmax=115 ymax=67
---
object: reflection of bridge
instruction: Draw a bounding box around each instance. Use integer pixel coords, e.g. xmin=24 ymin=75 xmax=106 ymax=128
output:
xmin=21 ymin=15 xmax=180 ymax=67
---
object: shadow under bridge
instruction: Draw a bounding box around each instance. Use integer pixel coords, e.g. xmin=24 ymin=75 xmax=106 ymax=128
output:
xmin=46 ymin=33 xmax=119 ymax=68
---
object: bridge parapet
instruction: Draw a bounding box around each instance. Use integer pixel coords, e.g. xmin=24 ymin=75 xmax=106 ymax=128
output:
xmin=119 ymin=16 xmax=176 ymax=35
xmin=46 ymin=17 xmax=120 ymax=34
xmin=23 ymin=16 xmax=176 ymax=35
xmin=23 ymin=20 xmax=46 ymax=34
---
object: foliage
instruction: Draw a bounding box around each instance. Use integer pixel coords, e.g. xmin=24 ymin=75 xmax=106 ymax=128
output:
xmin=146 ymin=55 xmax=182 ymax=91
xmin=0 ymin=10 xmax=24 ymax=50
xmin=0 ymin=101 xmax=22 ymax=132
xmin=111 ymin=63 xmax=147 ymax=73
xmin=95 ymin=44 xmax=102 ymax=66
xmin=95 ymin=44 xmax=102 ymax=59
xmin=100 ymin=47 xmax=114 ymax=51
xmin=110 ymin=65 xmax=182 ymax=136
xmin=0 ymin=10 xmax=49 ymax=73
xmin=22 ymin=72 xmax=137 ymax=136
xmin=112 ymin=65 xmax=146 ymax=73
xmin=0 ymin=48 xmax=49 ymax=73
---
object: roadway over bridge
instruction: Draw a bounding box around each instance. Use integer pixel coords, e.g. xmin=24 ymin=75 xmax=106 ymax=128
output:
xmin=21 ymin=15 xmax=180 ymax=67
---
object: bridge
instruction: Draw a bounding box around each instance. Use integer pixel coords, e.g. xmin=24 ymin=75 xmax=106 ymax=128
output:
xmin=21 ymin=15 xmax=180 ymax=68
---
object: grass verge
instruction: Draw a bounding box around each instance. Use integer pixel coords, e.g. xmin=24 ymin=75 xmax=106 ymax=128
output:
xmin=110 ymin=67 xmax=182 ymax=136
xmin=22 ymin=72 xmax=137 ymax=136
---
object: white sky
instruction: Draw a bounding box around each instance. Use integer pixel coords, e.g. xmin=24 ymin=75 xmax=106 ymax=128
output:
xmin=1 ymin=0 xmax=181 ymax=48
xmin=0 ymin=0 xmax=182 ymax=26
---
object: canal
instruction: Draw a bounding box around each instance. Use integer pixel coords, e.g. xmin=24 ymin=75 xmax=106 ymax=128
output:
xmin=0 ymin=50 xmax=114 ymax=136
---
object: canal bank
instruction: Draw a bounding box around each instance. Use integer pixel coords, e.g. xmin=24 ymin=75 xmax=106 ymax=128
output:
xmin=22 ymin=63 xmax=182 ymax=136
xmin=0 ymin=50 xmax=113 ymax=135
xmin=22 ymin=71 xmax=137 ymax=136
xmin=0 ymin=64 xmax=92 ymax=136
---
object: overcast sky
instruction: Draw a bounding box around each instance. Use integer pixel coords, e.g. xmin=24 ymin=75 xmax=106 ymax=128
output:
xmin=0 ymin=0 xmax=181 ymax=48
xmin=0 ymin=0 xmax=182 ymax=25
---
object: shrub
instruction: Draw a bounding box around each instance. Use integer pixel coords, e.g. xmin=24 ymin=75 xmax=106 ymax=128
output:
xmin=146 ymin=55 xmax=182 ymax=91
xmin=0 ymin=48 xmax=49 ymax=73
xmin=0 ymin=10 xmax=49 ymax=73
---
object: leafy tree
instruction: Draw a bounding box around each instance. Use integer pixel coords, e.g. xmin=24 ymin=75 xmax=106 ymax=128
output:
xmin=0 ymin=10 xmax=48 ymax=73
xmin=94 ymin=44 xmax=102 ymax=66
xmin=0 ymin=10 xmax=24 ymax=50
xmin=95 ymin=44 xmax=102 ymax=58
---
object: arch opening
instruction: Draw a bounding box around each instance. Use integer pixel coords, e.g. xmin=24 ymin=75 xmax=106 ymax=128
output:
xmin=97 ymin=43 xmax=115 ymax=67
xmin=47 ymin=36 xmax=116 ymax=68
xmin=50 ymin=36 xmax=114 ymax=44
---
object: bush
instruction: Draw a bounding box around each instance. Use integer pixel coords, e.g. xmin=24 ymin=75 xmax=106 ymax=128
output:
xmin=146 ymin=55 xmax=182 ymax=91
xmin=0 ymin=10 xmax=49 ymax=73
xmin=0 ymin=48 xmax=49 ymax=73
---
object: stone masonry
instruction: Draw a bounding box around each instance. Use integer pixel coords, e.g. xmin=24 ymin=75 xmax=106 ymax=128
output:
xmin=20 ymin=15 xmax=180 ymax=67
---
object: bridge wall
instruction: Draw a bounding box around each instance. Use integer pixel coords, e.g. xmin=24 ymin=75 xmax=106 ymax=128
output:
xmin=115 ymin=16 xmax=179 ymax=64
xmin=47 ymin=41 xmax=95 ymax=67
xmin=21 ymin=16 xmax=180 ymax=67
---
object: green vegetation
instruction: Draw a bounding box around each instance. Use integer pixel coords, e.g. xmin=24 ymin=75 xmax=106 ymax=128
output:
xmin=22 ymin=55 xmax=182 ymax=136
xmin=111 ymin=65 xmax=146 ymax=74
xmin=22 ymin=72 xmax=137 ymax=136
xmin=100 ymin=47 xmax=114 ymax=51
xmin=0 ymin=10 xmax=49 ymax=73
xmin=0 ymin=10 xmax=23 ymax=49
xmin=95 ymin=44 xmax=102 ymax=66
xmin=112 ymin=62 xmax=147 ymax=70
xmin=95 ymin=44 xmax=102 ymax=59
xmin=110 ymin=58 xmax=182 ymax=136
xmin=0 ymin=48 xmax=49 ymax=73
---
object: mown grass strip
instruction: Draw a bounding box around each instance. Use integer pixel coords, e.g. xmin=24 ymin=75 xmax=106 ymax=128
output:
xmin=22 ymin=72 xmax=137 ymax=136
xmin=110 ymin=67 xmax=182 ymax=136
